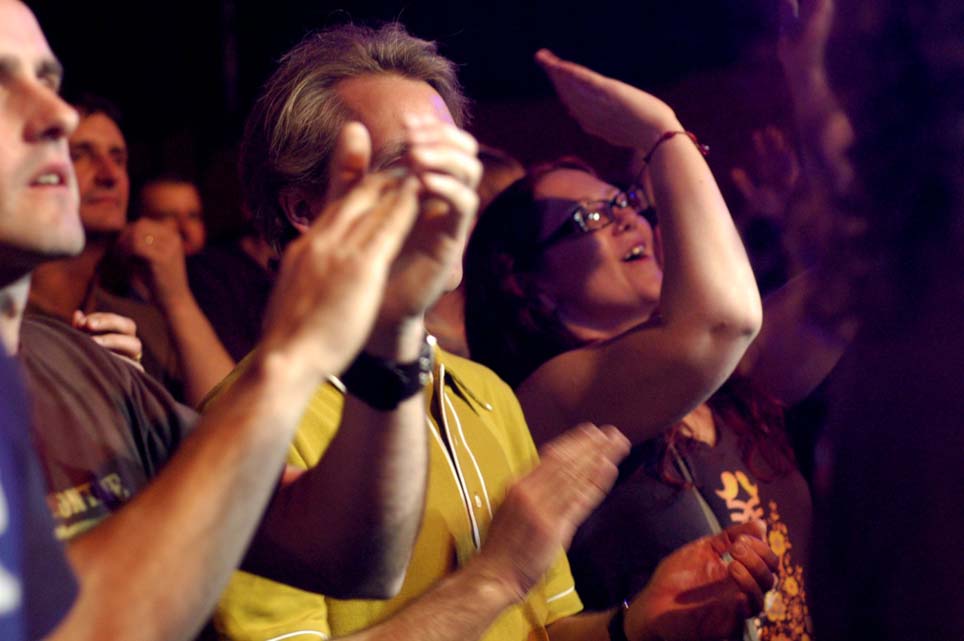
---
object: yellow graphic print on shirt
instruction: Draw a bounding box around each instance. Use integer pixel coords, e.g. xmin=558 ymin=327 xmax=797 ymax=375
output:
xmin=715 ymin=471 xmax=813 ymax=641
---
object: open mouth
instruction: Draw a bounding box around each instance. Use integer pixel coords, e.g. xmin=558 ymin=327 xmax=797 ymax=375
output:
xmin=31 ymin=171 xmax=66 ymax=186
xmin=622 ymin=245 xmax=648 ymax=262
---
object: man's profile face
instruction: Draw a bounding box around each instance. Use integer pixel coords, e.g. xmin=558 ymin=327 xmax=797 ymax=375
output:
xmin=69 ymin=111 xmax=129 ymax=234
xmin=0 ymin=0 xmax=82 ymax=277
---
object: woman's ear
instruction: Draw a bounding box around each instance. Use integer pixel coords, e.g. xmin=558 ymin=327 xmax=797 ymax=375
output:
xmin=279 ymin=189 xmax=314 ymax=234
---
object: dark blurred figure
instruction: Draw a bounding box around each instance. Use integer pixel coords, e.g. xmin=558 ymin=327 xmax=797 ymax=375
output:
xmin=186 ymin=220 xmax=275 ymax=362
xmin=782 ymin=1 xmax=964 ymax=639
xmin=0 ymin=357 xmax=77 ymax=641
xmin=137 ymin=175 xmax=207 ymax=257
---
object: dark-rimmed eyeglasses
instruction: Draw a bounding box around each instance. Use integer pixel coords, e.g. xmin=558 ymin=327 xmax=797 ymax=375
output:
xmin=536 ymin=186 xmax=656 ymax=250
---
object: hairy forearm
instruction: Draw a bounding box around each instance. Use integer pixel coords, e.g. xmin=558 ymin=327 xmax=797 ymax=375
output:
xmin=246 ymin=392 xmax=427 ymax=597
xmin=50 ymin=350 xmax=326 ymax=641
xmin=159 ymin=293 xmax=236 ymax=406
xmin=245 ymin=316 xmax=429 ymax=596
xmin=352 ymin=556 xmax=519 ymax=641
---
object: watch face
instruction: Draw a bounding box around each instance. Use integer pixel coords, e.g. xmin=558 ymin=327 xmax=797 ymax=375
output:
xmin=340 ymin=335 xmax=435 ymax=411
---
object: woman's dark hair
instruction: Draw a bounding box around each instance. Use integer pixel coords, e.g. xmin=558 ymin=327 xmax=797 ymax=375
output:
xmin=464 ymin=157 xmax=795 ymax=478
xmin=463 ymin=157 xmax=593 ymax=388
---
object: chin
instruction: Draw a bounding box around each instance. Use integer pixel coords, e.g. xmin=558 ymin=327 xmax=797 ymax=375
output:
xmin=46 ymin=227 xmax=86 ymax=259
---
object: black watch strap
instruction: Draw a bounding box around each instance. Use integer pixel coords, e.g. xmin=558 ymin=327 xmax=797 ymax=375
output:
xmin=340 ymin=334 xmax=436 ymax=411
xmin=608 ymin=601 xmax=631 ymax=641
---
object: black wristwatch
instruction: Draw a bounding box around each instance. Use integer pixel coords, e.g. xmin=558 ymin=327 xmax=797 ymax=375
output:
xmin=340 ymin=334 xmax=436 ymax=411
xmin=608 ymin=601 xmax=631 ymax=641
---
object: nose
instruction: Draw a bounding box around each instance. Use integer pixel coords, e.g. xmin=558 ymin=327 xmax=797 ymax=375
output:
xmin=24 ymin=84 xmax=79 ymax=143
xmin=93 ymin=154 xmax=122 ymax=187
xmin=612 ymin=207 xmax=638 ymax=233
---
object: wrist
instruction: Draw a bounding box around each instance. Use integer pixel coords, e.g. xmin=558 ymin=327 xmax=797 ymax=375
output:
xmin=623 ymin=590 xmax=663 ymax=641
xmin=367 ymin=316 xmax=427 ymax=361
xmin=154 ymin=285 xmax=197 ymax=317
xmin=341 ymin=333 xmax=436 ymax=411
xmin=637 ymin=115 xmax=683 ymax=150
xmin=462 ymin=554 xmax=528 ymax=610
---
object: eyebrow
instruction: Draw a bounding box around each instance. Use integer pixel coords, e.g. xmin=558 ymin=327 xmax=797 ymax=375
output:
xmin=372 ymin=141 xmax=409 ymax=172
xmin=0 ymin=55 xmax=64 ymax=89
xmin=37 ymin=58 xmax=64 ymax=89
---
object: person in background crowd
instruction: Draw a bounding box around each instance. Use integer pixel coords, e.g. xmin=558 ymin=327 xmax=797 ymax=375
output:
xmin=137 ymin=175 xmax=207 ymax=256
xmin=28 ymin=96 xmax=234 ymax=404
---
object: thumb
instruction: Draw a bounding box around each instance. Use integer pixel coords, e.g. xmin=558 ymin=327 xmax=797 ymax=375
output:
xmin=724 ymin=519 xmax=768 ymax=543
xmin=326 ymin=121 xmax=373 ymax=203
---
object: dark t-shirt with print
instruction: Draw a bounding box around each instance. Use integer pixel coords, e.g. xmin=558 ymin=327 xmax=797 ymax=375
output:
xmin=19 ymin=314 xmax=195 ymax=541
xmin=568 ymin=418 xmax=813 ymax=640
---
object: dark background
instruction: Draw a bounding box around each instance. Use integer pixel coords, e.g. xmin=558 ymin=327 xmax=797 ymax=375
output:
xmin=30 ymin=0 xmax=792 ymax=237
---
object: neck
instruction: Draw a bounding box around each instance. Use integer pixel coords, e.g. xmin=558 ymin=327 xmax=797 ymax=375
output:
xmin=426 ymin=288 xmax=468 ymax=357
xmin=0 ymin=274 xmax=31 ymax=355
xmin=28 ymin=240 xmax=109 ymax=320
xmin=240 ymin=235 xmax=277 ymax=271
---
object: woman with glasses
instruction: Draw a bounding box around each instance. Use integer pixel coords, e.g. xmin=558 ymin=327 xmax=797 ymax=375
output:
xmin=464 ymin=50 xmax=846 ymax=640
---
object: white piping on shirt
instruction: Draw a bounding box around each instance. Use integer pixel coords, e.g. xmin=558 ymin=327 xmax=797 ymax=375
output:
xmin=264 ymin=630 xmax=328 ymax=641
xmin=545 ymin=584 xmax=577 ymax=604
xmin=443 ymin=391 xmax=493 ymax=520
xmin=426 ymin=366 xmax=478 ymax=550
xmin=436 ymin=362 xmax=482 ymax=550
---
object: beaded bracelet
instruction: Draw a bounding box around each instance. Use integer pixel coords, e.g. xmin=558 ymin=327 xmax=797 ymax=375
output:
xmin=642 ymin=130 xmax=710 ymax=165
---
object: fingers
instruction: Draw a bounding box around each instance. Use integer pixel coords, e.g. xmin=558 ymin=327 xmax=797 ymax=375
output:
xmin=405 ymin=116 xmax=480 ymax=183
xmin=118 ymin=219 xmax=182 ymax=259
xmin=389 ymin=115 xmax=481 ymax=244
xmin=417 ymin=173 xmax=480 ymax=228
xmin=353 ymin=175 xmax=422 ymax=257
xmin=404 ymin=116 xmax=482 ymax=217
xmin=715 ymin=520 xmax=778 ymax=615
xmin=90 ymin=333 xmax=144 ymax=361
xmin=730 ymin=167 xmax=756 ymax=200
xmin=727 ymin=538 xmax=774 ymax=611
xmin=325 ymin=121 xmax=373 ymax=204
xmin=724 ymin=519 xmax=768 ymax=542
xmin=535 ymin=48 xmax=596 ymax=83
xmin=314 ymin=171 xmax=409 ymax=238
xmin=535 ymin=423 xmax=630 ymax=524
xmin=74 ymin=311 xmax=138 ymax=338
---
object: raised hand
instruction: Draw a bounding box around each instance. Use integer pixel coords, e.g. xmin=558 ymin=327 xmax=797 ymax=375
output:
xmin=730 ymin=126 xmax=802 ymax=219
xmin=373 ymin=114 xmax=482 ymax=327
xmin=624 ymin=520 xmax=779 ymax=641
xmin=778 ymin=0 xmax=835 ymax=76
xmin=259 ymin=122 xmax=422 ymax=379
xmin=472 ymin=424 xmax=630 ymax=601
xmin=115 ymin=217 xmax=191 ymax=307
xmin=72 ymin=310 xmax=143 ymax=367
xmin=535 ymin=49 xmax=679 ymax=150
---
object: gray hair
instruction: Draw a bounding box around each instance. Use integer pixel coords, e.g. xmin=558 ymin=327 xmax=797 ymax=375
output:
xmin=240 ymin=22 xmax=468 ymax=250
